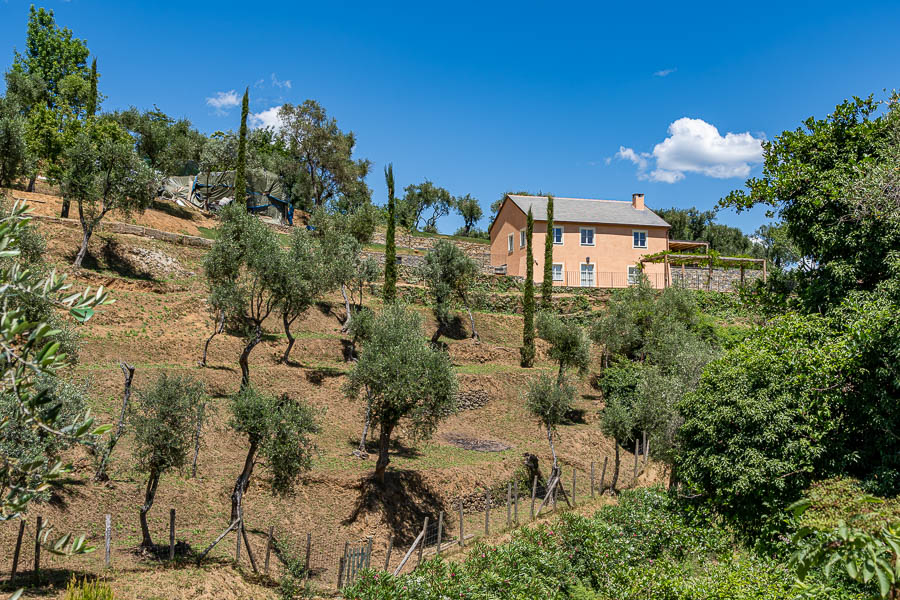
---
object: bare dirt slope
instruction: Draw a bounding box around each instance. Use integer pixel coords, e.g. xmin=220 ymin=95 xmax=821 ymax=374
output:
xmin=0 ymin=199 xmax=662 ymax=599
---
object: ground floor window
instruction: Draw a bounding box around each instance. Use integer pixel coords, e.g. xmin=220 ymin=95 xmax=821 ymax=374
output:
xmin=580 ymin=263 xmax=595 ymax=287
xmin=628 ymin=265 xmax=641 ymax=285
xmin=552 ymin=263 xmax=563 ymax=282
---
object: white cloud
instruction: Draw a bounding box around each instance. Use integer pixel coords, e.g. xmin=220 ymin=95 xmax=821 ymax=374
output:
xmin=206 ymin=90 xmax=240 ymax=115
xmin=653 ymin=68 xmax=676 ymax=77
xmin=615 ymin=118 xmax=764 ymax=183
xmin=250 ymin=105 xmax=283 ymax=130
xmin=271 ymin=73 xmax=292 ymax=89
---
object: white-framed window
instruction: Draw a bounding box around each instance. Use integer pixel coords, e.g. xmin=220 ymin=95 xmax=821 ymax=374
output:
xmin=507 ymin=234 xmax=514 ymax=253
xmin=579 ymin=263 xmax=595 ymax=287
xmin=552 ymin=263 xmax=564 ymax=282
xmin=552 ymin=226 xmax=563 ymax=245
xmin=628 ymin=265 xmax=641 ymax=285
xmin=632 ymin=229 xmax=647 ymax=249
xmin=520 ymin=229 xmax=527 ymax=248
xmin=580 ymin=227 xmax=595 ymax=246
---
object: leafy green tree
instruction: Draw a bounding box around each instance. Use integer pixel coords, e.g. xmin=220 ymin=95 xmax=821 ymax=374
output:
xmin=0 ymin=199 xmax=110 ymax=559
xmin=112 ymin=106 xmax=205 ymax=175
xmin=383 ymin=163 xmax=398 ymax=303
xmin=275 ymin=100 xmax=372 ymax=212
xmin=536 ymin=311 xmax=590 ymax=384
xmin=455 ymin=194 xmax=483 ymax=236
xmin=204 ymin=202 xmax=281 ymax=386
xmin=655 ymin=206 xmax=762 ymax=256
xmin=542 ymin=195 xmax=554 ymax=309
xmin=344 ymin=305 xmax=457 ymax=482
xmin=598 ymin=386 xmax=636 ymax=492
xmin=60 ymin=118 xmax=156 ymax=267
xmin=721 ymin=96 xmax=900 ymax=308
xmin=234 ymin=88 xmax=249 ymax=209
xmin=0 ymin=98 xmax=29 ymax=187
xmin=526 ymin=373 xmax=575 ymax=470
xmin=398 ymin=180 xmax=453 ymax=231
xmin=273 ymin=228 xmax=321 ymax=363
xmin=132 ymin=374 xmax=205 ymax=548
xmin=86 ymin=57 xmax=98 ymax=117
xmin=419 ymin=239 xmax=480 ymax=342
xmin=520 ymin=208 xmax=535 ymax=367
xmin=226 ymin=386 xmax=319 ymax=524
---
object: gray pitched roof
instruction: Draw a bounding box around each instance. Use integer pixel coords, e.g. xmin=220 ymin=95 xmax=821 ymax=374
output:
xmin=506 ymin=195 xmax=671 ymax=228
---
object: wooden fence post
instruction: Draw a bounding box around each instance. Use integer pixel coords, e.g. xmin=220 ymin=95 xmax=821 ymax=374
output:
xmin=459 ymin=501 xmax=465 ymax=547
xmin=366 ymin=537 xmax=373 ymax=569
xmin=506 ymin=483 xmax=512 ymax=528
xmin=337 ymin=541 xmax=349 ymax=589
xmin=34 ymin=515 xmax=42 ymax=576
xmin=417 ymin=516 xmax=429 ymax=566
xmin=264 ymin=526 xmax=274 ymax=575
xmin=169 ymin=509 xmax=176 ymax=560
xmin=304 ymin=532 xmax=311 ymax=576
xmin=436 ymin=511 xmax=444 ymax=556
xmin=644 ymin=438 xmax=650 ymax=468
xmin=514 ymin=481 xmax=519 ymax=523
xmin=633 ymin=438 xmax=640 ymax=483
xmin=384 ymin=535 xmax=394 ymax=570
xmin=11 ymin=519 xmax=25 ymax=583
xmin=484 ymin=491 xmax=490 ymax=535
xmin=530 ymin=475 xmax=538 ymax=520
xmin=104 ymin=514 xmax=111 ymax=568
xmin=600 ymin=457 xmax=608 ymax=494
xmin=591 ymin=461 xmax=595 ymax=498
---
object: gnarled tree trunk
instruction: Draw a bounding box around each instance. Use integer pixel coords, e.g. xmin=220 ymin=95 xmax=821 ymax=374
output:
xmin=73 ymin=222 xmax=94 ymax=268
xmin=465 ymin=305 xmax=479 ymax=342
xmin=340 ymin=283 xmax=352 ymax=332
xmin=281 ymin=312 xmax=295 ymax=363
xmin=94 ymin=362 xmax=135 ymax=482
xmin=230 ymin=440 xmax=258 ymax=523
xmin=354 ymin=389 xmax=372 ymax=458
xmin=238 ymin=323 xmax=262 ymax=389
xmin=374 ymin=422 xmax=394 ymax=483
xmin=200 ymin=310 xmax=225 ymax=367
xmin=139 ymin=471 xmax=160 ymax=548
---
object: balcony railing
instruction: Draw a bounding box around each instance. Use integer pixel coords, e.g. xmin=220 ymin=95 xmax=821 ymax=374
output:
xmin=548 ymin=271 xmax=665 ymax=289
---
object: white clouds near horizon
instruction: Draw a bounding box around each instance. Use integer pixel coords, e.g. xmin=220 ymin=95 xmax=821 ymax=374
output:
xmin=250 ymin=105 xmax=283 ymax=130
xmin=206 ymin=90 xmax=240 ymax=115
xmin=615 ymin=117 xmax=764 ymax=183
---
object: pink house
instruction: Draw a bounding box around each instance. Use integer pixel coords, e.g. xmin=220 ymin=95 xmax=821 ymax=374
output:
xmin=489 ymin=193 xmax=672 ymax=288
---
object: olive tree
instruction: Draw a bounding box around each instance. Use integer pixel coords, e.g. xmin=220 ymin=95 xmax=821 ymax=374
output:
xmin=455 ymin=194 xmax=482 ymax=236
xmin=203 ymin=202 xmax=281 ymax=387
xmin=536 ymin=311 xmax=591 ymax=384
xmin=273 ymin=229 xmax=321 ymax=363
xmin=132 ymin=374 xmax=205 ymax=548
xmin=60 ymin=117 xmax=156 ymax=268
xmin=526 ymin=373 xmax=576 ymax=470
xmin=344 ymin=305 xmax=457 ymax=482
xmin=419 ymin=239 xmax=480 ymax=343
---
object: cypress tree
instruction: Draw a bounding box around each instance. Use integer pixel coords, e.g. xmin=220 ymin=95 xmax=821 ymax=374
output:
xmin=86 ymin=58 xmax=98 ymax=117
xmin=383 ymin=163 xmax=398 ymax=303
xmin=520 ymin=207 xmax=535 ymax=367
xmin=234 ymin=87 xmax=249 ymax=210
xmin=541 ymin=195 xmax=554 ymax=308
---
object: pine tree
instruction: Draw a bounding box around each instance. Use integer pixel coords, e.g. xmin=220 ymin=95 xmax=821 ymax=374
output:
xmin=520 ymin=208 xmax=536 ymax=367
xmin=542 ymin=195 xmax=554 ymax=308
xmin=234 ymin=87 xmax=249 ymax=210
xmin=86 ymin=57 xmax=98 ymax=117
xmin=383 ymin=163 xmax=398 ymax=303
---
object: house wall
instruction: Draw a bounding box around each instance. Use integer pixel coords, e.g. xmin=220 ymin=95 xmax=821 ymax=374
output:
xmin=491 ymin=201 xmax=670 ymax=287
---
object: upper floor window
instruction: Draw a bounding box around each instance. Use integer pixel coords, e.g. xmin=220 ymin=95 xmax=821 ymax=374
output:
xmin=633 ymin=230 xmax=647 ymax=248
xmin=580 ymin=227 xmax=595 ymax=246
xmin=520 ymin=229 xmax=527 ymax=248
xmin=552 ymin=226 xmax=563 ymax=245
xmin=507 ymin=234 xmax=514 ymax=253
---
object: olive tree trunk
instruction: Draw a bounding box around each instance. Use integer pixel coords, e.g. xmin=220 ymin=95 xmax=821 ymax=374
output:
xmin=200 ymin=310 xmax=225 ymax=367
xmin=230 ymin=440 xmax=258 ymax=523
xmin=340 ymin=283 xmax=352 ymax=332
xmin=73 ymin=221 xmax=94 ymax=268
xmin=239 ymin=322 xmax=262 ymax=388
xmin=281 ymin=312 xmax=296 ymax=363
xmin=139 ymin=470 xmax=160 ymax=548
xmin=374 ymin=422 xmax=395 ymax=483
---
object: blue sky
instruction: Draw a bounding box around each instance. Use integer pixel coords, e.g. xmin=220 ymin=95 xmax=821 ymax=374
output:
xmin=3 ymin=1 xmax=900 ymax=235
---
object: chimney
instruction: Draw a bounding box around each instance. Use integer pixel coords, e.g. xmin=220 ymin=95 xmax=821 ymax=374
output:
xmin=632 ymin=193 xmax=645 ymax=210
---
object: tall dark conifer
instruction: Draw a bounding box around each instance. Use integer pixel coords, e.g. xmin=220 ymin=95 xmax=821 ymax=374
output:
xmin=383 ymin=163 xmax=398 ymax=303
xmin=234 ymin=87 xmax=249 ymax=210
xmin=542 ymin=195 xmax=554 ymax=308
xmin=520 ymin=208 xmax=536 ymax=367
xmin=86 ymin=57 xmax=98 ymax=117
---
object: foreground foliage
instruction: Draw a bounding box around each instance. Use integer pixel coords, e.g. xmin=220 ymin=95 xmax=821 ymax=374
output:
xmin=345 ymin=489 xmax=864 ymax=600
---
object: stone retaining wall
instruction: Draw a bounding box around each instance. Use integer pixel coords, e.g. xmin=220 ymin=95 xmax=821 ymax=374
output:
xmin=30 ymin=214 xmax=214 ymax=248
xmin=370 ymin=231 xmax=492 ymax=271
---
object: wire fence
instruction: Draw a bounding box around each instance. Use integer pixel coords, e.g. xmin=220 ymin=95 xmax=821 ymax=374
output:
xmin=3 ymin=444 xmax=652 ymax=593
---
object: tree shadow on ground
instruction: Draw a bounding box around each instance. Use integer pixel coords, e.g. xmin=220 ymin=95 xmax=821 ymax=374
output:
xmin=48 ymin=477 xmax=88 ymax=511
xmin=71 ymin=238 xmax=156 ymax=281
xmin=151 ymin=199 xmax=196 ymax=221
xmin=343 ymin=470 xmax=448 ymax=545
xmin=304 ymin=367 xmax=345 ymax=385
xmin=344 ymin=437 xmax=422 ymax=460
xmin=564 ymin=407 xmax=587 ymax=424
xmin=2 ymin=568 xmax=102 ymax=597
xmin=441 ymin=316 xmax=468 ymax=341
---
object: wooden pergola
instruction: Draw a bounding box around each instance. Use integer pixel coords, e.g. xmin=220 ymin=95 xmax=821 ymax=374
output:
xmin=640 ymin=241 xmax=767 ymax=290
